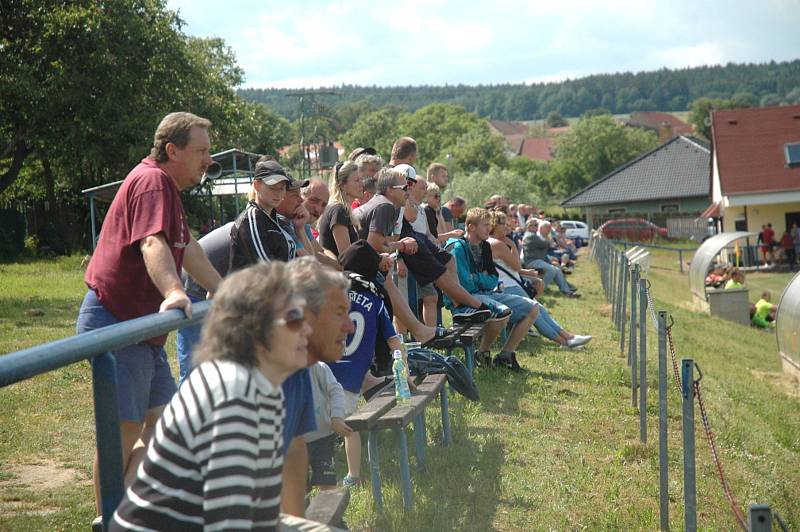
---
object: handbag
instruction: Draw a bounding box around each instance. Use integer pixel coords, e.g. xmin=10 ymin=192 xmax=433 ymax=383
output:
xmin=493 ymin=262 xmax=537 ymax=299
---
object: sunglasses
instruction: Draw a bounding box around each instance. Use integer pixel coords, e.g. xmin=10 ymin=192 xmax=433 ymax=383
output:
xmin=277 ymin=306 xmax=305 ymax=332
xmin=391 ymin=183 xmax=411 ymax=191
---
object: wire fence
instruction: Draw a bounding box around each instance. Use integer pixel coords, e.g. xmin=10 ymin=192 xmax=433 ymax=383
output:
xmin=591 ymin=237 xmax=789 ymax=532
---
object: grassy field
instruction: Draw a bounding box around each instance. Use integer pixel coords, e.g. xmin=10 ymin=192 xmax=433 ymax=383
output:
xmin=0 ymin=251 xmax=798 ymax=530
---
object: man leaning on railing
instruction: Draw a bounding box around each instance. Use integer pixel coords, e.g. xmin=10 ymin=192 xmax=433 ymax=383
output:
xmin=77 ymin=112 xmax=223 ymax=530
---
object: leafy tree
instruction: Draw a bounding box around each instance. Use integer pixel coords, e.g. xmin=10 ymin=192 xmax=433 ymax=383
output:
xmin=545 ymin=111 xmax=568 ymax=128
xmin=397 ymin=103 xmax=505 ymax=173
xmin=687 ymin=97 xmax=747 ymax=140
xmin=760 ymin=93 xmax=782 ymax=107
xmin=340 ymin=107 xmax=403 ymax=160
xmin=549 ymin=114 xmax=658 ymax=197
xmin=448 ymin=166 xmax=541 ymax=210
xmin=786 ymin=87 xmax=800 ymax=104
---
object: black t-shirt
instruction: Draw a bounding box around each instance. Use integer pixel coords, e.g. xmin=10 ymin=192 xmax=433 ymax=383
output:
xmin=424 ymin=205 xmax=439 ymax=239
xmin=318 ymin=203 xmax=358 ymax=256
xmin=469 ymin=242 xmax=484 ymax=271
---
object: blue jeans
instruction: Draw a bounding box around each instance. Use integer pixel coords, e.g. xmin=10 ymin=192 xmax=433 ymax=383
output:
xmin=76 ymin=290 xmax=177 ymax=423
xmin=176 ymin=294 xmax=204 ymax=386
xmin=504 ymin=285 xmax=564 ymax=340
xmin=473 ymin=291 xmax=536 ymax=325
xmin=526 ymin=259 xmax=572 ymax=294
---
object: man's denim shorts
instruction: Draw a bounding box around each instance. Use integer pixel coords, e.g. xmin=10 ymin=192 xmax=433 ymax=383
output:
xmin=76 ymin=290 xmax=177 ymax=423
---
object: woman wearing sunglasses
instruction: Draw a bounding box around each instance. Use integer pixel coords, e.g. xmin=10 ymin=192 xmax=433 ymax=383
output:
xmin=317 ymin=160 xmax=363 ymax=259
xmin=111 ymin=262 xmax=311 ymax=531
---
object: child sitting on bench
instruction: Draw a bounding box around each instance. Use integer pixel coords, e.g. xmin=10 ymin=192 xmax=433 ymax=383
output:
xmin=329 ymin=240 xmax=408 ymax=487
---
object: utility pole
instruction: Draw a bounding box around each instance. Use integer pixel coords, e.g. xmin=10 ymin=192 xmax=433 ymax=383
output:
xmin=284 ymin=91 xmax=338 ymax=178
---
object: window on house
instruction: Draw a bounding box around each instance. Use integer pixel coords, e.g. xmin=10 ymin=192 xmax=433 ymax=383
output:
xmin=786 ymin=142 xmax=800 ymax=167
xmin=661 ymin=204 xmax=679 ymax=213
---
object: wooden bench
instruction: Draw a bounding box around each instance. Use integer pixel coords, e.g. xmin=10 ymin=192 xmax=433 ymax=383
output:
xmin=422 ymin=323 xmax=486 ymax=372
xmin=305 ymin=487 xmax=350 ymax=527
xmin=345 ymin=373 xmax=451 ymax=509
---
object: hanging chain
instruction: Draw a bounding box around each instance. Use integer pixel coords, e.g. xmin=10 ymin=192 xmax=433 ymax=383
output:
xmin=643 ymin=278 xmax=660 ymax=329
xmin=665 ymin=324 xmax=683 ymax=394
xmin=693 ymin=374 xmax=749 ymax=531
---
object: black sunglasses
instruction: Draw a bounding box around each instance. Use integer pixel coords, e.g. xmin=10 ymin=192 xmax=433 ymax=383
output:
xmin=391 ymin=183 xmax=411 ymax=191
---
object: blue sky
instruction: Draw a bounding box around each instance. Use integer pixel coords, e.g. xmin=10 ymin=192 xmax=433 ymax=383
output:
xmin=166 ymin=0 xmax=799 ymax=88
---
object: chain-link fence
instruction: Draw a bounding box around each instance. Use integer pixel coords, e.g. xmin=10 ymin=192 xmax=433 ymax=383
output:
xmin=592 ymin=237 xmax=789 ymax=532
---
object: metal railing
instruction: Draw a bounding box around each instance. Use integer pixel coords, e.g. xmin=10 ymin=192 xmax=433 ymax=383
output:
xmin=0 ymin=302 xmax=211 ymax=531
xmin=592 ymin=237 xmax=788 ymax=532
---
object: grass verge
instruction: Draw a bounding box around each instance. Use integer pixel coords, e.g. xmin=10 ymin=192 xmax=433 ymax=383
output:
xmin=0 ymin=253 xmax=798 ymax=530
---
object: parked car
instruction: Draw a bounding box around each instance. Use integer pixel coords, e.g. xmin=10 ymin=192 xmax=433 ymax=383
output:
xmin=558 ymin=220 xmax=589 ymax=247
xmin=599 ymin=218 xmax=669 ymax=242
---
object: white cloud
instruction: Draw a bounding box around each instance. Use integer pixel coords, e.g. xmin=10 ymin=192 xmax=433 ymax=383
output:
xmin=648 ymin=42 xmax=728 ymax=69
xmin=167 ymin=0 xmax=799 ymax=88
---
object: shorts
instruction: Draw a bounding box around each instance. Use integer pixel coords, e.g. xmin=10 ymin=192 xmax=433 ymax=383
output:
xmin=76 ymin=290 xmax=177 ymax=423
xmin=343 ymin=390 xmax=361 ymax=416
xmin=307 ymin=434 xmax=337 ymax=487
xmin=400 ymin=232 xmax=450 ymax=286
xmin=474 ymin=291 xmax=537 ymax=325
xmin=417 ymin=282 xmax=438 ymax=299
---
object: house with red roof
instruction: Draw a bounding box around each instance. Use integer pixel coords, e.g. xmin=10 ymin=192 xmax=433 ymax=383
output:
xmin=519 ymin=137 xmax=554 ymax=161
xmin=710 ymin=104 xmax=800 ymax=234
xmin=626 ymin=111 xmax=693 ymax=142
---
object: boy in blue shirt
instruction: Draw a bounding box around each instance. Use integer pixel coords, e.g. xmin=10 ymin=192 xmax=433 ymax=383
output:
xmin=329 ymin=240 xmax=406 ymax=487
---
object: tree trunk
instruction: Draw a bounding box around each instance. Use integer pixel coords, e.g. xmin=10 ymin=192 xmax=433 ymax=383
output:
xmin=0 ymin=139 xmax=30 ymax=196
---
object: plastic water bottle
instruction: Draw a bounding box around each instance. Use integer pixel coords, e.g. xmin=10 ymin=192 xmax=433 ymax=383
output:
xmin=392 ymin=350 xmax=411 ymax=405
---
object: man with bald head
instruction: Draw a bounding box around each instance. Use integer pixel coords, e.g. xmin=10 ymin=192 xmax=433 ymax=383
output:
xmin=299 ymin=178 xmax=340 ymax=269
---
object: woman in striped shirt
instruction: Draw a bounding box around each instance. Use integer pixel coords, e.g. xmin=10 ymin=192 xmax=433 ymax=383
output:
xmin=111 ymin=261 xmax=311 ymax=531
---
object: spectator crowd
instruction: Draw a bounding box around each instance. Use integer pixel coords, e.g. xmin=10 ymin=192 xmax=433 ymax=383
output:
xmin=80 ymin=112 xmax=591 ymax=531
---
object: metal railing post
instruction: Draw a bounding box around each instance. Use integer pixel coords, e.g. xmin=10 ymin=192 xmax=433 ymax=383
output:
xmin=682 ymin=358 xmax=697 ymax=532
xmin=658 ymin=312 xmax=669 ymax=531
xmin=748 ymin=504 xmax=772 ymax=532
xmin=92 ymin=353 xmax=125 ymax=530
xmin=619 ymin=258 xmax=629 ymax=355
xmin=629 ymin=265 xmax=639 ymax=372
xmin=639 ymin=278 xmax=648 ymax=443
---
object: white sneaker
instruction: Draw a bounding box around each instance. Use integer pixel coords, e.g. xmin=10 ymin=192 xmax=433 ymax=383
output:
xmin=567 ymin=335 xmax=592 ymax=348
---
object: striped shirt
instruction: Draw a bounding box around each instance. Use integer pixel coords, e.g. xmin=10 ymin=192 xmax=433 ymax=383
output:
xmin=111 ymin=360 xmax=284 ymax=531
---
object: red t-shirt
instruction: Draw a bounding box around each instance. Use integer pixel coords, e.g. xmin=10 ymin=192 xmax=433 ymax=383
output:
xmin=85 ymin=158 xmax=190 ymax=345
xmin=763 ymin=227 xmax=775 ymax=245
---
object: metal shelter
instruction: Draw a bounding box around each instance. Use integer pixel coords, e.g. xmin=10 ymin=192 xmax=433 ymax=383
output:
xmin=81 ymin=149 xmax=261 ymax=249
xmin=775 ymin=271 xmax=800 ymax=376
xmin=688 ymin=231 xmax=757 ymax=299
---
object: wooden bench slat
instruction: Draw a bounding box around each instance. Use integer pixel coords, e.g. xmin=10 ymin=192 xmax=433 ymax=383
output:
xmin=345 ymin=394 xmax=396 ymax=432
xmin=305 ymin=487 xmax=350 ymax=526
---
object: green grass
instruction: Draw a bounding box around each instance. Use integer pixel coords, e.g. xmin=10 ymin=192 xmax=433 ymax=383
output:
xmin=0 ymin=253 xmax=798 ymax=530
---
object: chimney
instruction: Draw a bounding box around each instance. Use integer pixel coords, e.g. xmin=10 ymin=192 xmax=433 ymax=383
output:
xmin=658 ymin=122 xmax=675 ymax=143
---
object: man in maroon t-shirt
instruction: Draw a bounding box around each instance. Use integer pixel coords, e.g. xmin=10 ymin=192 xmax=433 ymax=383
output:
xmin=78 ymin=112 xmax=222 ymax=523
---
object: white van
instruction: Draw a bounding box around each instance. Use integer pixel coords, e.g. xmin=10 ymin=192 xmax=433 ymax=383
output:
xmin=559 ymin=220 xmax=589 ymax=245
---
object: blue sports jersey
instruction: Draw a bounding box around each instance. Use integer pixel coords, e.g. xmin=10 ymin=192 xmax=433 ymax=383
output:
xmin=281 ymin=368 xmax=316 ymax=454
xmin=328 ymin=289 xmax=397 ymax=393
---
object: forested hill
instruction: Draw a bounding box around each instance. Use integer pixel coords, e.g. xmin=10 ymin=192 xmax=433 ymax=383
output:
xmin=239 ymin=60 xmax=800 ymax=121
